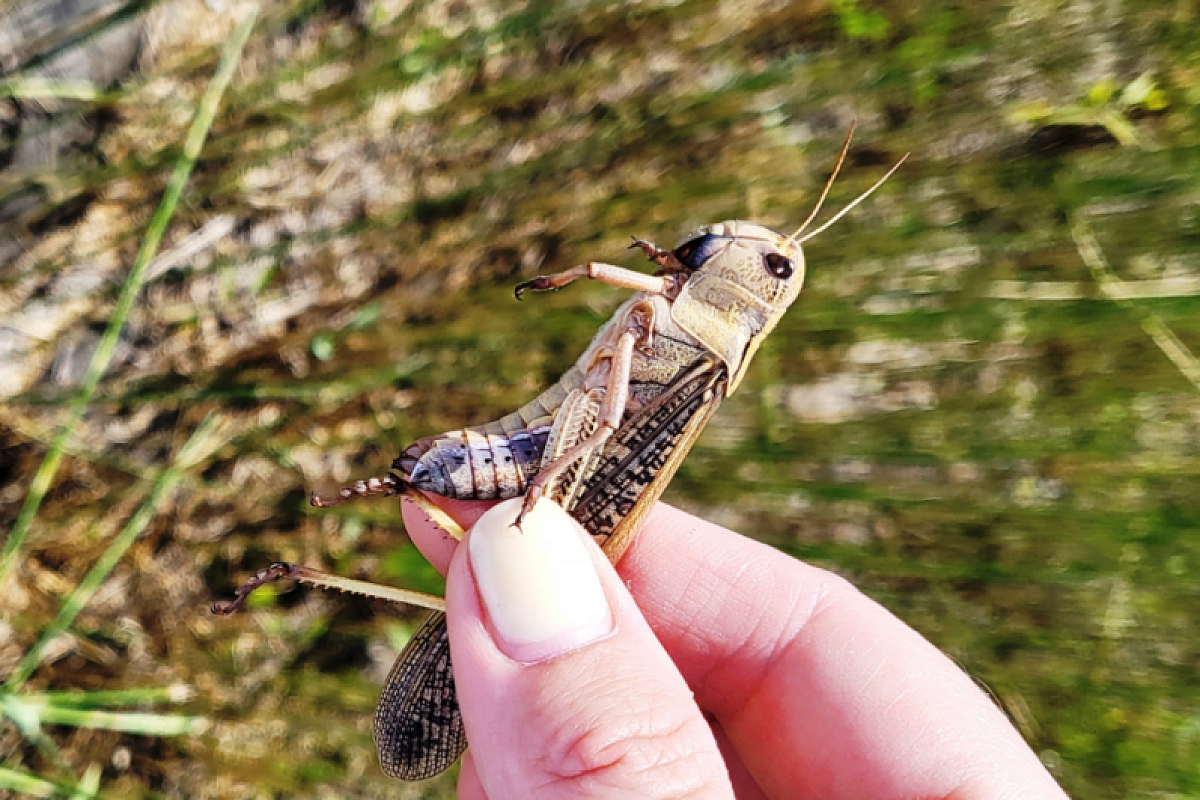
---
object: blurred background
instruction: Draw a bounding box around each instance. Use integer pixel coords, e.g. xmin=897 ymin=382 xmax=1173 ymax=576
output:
xmin=1 ymin=0 xmax=1198 ymax=796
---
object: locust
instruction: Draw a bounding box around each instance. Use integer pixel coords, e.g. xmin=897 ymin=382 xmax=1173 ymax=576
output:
xmin=214 ymin=124 xmax=906 ymax=781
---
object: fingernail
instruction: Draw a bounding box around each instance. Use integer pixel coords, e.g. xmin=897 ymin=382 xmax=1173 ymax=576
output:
xmin=469 ymin=497 xmax=613 ymax=663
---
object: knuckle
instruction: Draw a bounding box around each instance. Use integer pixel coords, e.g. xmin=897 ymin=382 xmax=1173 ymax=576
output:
xmin=534 ymin=691 xmax=725 ymax=796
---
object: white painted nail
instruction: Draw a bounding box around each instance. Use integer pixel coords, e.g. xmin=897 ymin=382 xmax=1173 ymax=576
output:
xmin=469 ymin=497 xmax=613 ymax=663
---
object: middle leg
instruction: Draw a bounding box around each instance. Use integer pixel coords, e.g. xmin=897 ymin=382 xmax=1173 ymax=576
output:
xmin=516 ymin=319 xmax=644 ymax=523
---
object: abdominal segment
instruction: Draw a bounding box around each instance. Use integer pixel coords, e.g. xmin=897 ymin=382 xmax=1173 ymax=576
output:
xmin=395 ymin=426 xmax=551 ymax=500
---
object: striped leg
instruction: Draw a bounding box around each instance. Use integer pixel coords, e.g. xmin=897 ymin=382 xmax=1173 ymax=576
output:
xmin=310 ymin=473 xmax=405 ymax=508
xmin=212 ymin=562 xmax=447 ymax=616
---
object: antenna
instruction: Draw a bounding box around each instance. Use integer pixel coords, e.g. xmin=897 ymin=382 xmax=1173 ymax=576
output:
xmin=790 ymin=121 xmax=857 ymax=242
xmin=797 ymin=152 xmax=910 ymax=244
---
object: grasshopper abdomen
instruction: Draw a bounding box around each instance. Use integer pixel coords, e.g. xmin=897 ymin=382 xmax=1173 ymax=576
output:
xmin=397 ymin=426 xmax=551 ymax=500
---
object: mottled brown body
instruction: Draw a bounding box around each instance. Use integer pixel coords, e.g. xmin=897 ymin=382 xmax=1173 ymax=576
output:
xmin=216 ymin=131 xmax=907 ymax=783
xmin=394 ymin=221 xmax=801 ymax=519
xmin=298 ymin=222 xmax=809 ymax=782
xmin=395 ymin=289 xmax=708 ymax=502
xmin=369 ymin=222 xmax=811 ymax=780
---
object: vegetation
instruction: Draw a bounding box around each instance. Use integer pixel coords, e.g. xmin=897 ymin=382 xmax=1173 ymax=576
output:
xmin=2 ymin=0 xmax=1198 ymax=795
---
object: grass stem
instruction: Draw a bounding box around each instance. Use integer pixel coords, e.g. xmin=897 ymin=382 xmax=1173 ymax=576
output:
xmin=0 ymin=11 xmax=256 ymax=585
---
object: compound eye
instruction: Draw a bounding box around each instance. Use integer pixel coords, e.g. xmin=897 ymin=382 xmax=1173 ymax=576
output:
xmin=673 ymin=233 xmax=724 ymax=270
xmin=764 ymin=252 xmax=794 ymax=279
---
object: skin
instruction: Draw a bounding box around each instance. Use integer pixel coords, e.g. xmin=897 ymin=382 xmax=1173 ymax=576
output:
xmin=401 ymin=495 xmax=1072 ymax=800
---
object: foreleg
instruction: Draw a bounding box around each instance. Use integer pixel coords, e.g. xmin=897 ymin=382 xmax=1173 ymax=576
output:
xmin=629 ymin=236 xmax=683 ymax=271
xmin=515 ymin=263 xmax=671 ymax=299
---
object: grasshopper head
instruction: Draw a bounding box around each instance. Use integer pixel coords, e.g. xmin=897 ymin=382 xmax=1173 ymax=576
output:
xmin=665 ymin=130 xmax=906 ymax=393
xmin=665 ymin=140 xmax=906 ymax=392
xmin=671 ymin=221 xmax=806 ymax=311
xmin=667 ymin=221 xmax=805 ymax=393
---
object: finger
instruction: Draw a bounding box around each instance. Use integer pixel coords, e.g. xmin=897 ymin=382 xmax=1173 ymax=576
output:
xmin=710 ymin=718 xmax=769 ymax=800
xmin=619 ymin=504 xmax=1067 ymax=800
xmin=445 ymin=498 xmax=734 ymax=798
xmin=457 ymin=750 xmax=488 ymax=800
xmin=404 ymin=497 xmax=1063 ymax=796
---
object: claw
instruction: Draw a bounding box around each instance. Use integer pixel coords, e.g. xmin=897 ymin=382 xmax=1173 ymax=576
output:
xmin=510 ymin=489 xmax=542 ymax=530
xmin=514 ymin=277 xmax=553 ymax=301
xmin=212 ymin=562 xmax=295 ymax=616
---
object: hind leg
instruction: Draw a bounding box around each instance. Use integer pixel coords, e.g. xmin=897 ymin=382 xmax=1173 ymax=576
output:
xmin=212 ymin=562 xmax=447 ymax=616
xmin=311 ymin=471 xmax=467 ymax=539
xmin=216 ymin=485 xmax=466 ymax=615
xmin=310 ymin=473 xmax=405 ymax=508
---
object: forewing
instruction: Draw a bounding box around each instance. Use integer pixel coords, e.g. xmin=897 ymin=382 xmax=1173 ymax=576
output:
xmin=374 ymin=610 xmax=466 ymax=781
xmin=571 ymin=356 xmax=728 ymax=561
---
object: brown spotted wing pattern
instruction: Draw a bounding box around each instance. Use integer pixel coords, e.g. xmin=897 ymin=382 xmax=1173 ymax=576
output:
xmin=374 ymin=610 xmax=464 ymax=780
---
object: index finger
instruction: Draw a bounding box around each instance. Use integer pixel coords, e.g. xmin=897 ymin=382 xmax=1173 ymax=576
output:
xmin=620 ymin=503 xmax=1067 ymax=800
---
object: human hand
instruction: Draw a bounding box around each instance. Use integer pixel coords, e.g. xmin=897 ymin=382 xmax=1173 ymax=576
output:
xmin=402 ymin=495 xmax=1070 ymax=799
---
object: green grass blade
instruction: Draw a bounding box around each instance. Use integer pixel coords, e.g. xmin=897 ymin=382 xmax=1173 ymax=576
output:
xmin=24 ymin=685 xmax=194 ymax=709
xmin=0 ymin=692 xmax=73 ymax=779
xmin=0 ymin=765 xmax=59 ymax=798
xmin=35 ymin=703 xmax=208 ymax=736
xmin=1073 ymin=215 xmax=1200 ymax=391
xmin=0 ymin=77 xmax=109 ymax=100
xmin=0 ymin=10 xmax=257 ymax=586
xmin=4 ymin=416 xmax=223 ymax=693
xmin=66 ymin=764 xmax=101 ymax=800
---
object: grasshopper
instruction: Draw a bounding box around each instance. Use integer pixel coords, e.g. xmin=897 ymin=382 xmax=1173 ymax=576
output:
xmin=214 ymin=125 xmax=906 ymax=781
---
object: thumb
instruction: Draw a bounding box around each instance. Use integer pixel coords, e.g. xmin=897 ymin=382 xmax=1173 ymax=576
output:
xmin=443 ymin=498 xmax=733 ymax=800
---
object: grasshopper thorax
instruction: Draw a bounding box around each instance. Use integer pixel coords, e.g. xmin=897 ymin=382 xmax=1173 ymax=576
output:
xmin=667 ymin=220 xmax=805 ymax=393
